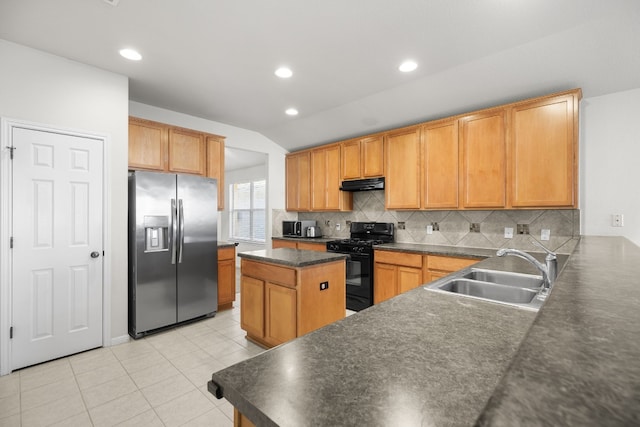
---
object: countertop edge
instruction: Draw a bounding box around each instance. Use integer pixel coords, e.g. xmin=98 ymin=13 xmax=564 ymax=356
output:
xmin=238 ymin=248 xmax=347 ymax=268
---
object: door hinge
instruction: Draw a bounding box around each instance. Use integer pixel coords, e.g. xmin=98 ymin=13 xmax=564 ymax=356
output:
xmin=5 ymin=146 xmax=15 ymax=160
xmin=9 ymin=327 xmax=13 ymax=339
xmin=9 ymin=237 xmax=13 ymax=249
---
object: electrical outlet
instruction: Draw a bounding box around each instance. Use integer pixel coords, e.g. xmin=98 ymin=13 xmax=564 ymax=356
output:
xmin=397 ymin=222 xmax=406 ymax=230
xmin=612 ymin=214 xmax=624 ymax=227
xmin=541 ymin=229 xmax=551 ymax=241
xmin=517 ymin=224 xmax=530 ymax=235
xmin=426 ymin=225 xmax=433 ymax=235
xmin=431 ymin=222 xmax=440 ymax=231
xmin=469 ymin=223 xmax=480 ymax=233
xmin=504 ymin=227 xmax=514 ymax=239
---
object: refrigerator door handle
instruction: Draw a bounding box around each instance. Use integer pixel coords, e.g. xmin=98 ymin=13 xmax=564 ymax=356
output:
xmin=171 ymin=198 xmax=178 ymax=264
xmin=178 ymin=199 xmax=185 ymax=264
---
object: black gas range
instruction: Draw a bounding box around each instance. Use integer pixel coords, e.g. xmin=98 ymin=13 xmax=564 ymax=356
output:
xmin=326 ymin=222 xmax=394 ymax=311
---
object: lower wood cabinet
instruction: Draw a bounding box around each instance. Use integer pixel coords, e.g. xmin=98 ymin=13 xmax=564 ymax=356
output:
xmin=374 ymin=250 xmax=480 ymax=303
xmin=374 ymin=250 xmax=424 ymax=304
xmin=272 ymin=239 xmax=326 ymax=252
xmin=217 ymin=246 xmax=236 ymax=311
xmin=424 ymin=255 xmax=478 ymax=283
xmin=240 ymin=258 xmax=345 ymax=348
xmin=234 ymin=409 xmax=256 ymax=427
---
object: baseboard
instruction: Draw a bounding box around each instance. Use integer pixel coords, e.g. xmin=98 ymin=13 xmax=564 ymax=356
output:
xmin=110 ymin=334 xmax=131 ymax=346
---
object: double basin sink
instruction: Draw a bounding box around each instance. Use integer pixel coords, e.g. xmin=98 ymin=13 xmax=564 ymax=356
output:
xmin=425 ymin=268 xmax=545 ymax=311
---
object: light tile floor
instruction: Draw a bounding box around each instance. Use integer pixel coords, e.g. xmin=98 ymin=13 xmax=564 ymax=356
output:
xmin=0 ymin=293 xmax=266 ymax=427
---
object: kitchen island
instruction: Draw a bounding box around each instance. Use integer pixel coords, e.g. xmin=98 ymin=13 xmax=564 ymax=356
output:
xmin=238 ymin=248 xmax=347 ymax=349
xmin=210 ymin=237 xmax=640 ymax=426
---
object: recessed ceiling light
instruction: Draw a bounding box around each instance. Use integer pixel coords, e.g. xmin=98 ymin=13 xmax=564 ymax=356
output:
xmin=399 ymin=60 xmax=418 ymax=72
xmin=285 ymin=108 xmax=299 ymax=116
xmin=275 ymin=67 xmax=293 ymax=78
xmin=119 ymin=48 xmax=142 ymax=61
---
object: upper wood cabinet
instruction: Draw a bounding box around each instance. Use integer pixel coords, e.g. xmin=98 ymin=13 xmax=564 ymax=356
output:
xmin=286 ymin=151 xmax=311 ymax=211
xmin=341 ymin=136 xmax=384 ymax=180
xmin=168 ymin=127 xmax=206 ymax=175
xmin=128 ymin=118 xmax=168 ymax=171
xmin=206 ymin=136 xmax=225 ymax=210
xmin=509 ymin=92 xmax=578 ymax=207
xmin=284 ymin=88 xmax=581 ymax=212
xmin=385 ymin=127 xmax=422 ymax=209
xmin=311 ymin=145 xmax=352 ymax=211
xmin=128 ymin=117 xmax=226 ymax=210
xmin=422 ymin=120 xmax=459 ymax=209
xmin=459 ymin=110 xmax=507 ymax=208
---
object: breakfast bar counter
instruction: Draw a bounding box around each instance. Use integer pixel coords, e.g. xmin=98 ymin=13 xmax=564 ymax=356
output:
xmin=237 ymin=248 xmax=348 ymax=350
xmin=210 ymin=237 xmax=640 ymax=426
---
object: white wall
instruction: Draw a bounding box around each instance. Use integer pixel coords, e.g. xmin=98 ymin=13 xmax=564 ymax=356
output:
xmin=129 ymin=102 xmax=288 ymax=244
xmin=0 ymin=40 xmax=130 ymax=341
xmin=581 ymin=88 xmax=640 ymax=246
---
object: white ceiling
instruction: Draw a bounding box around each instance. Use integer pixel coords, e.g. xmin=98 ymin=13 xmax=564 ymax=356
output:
xmin=1 ymin=0 xmax=639 ymax=154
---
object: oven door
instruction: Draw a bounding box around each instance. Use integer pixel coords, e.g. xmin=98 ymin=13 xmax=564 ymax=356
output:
xmin=344 ymin=252 xmax=373 ymax=311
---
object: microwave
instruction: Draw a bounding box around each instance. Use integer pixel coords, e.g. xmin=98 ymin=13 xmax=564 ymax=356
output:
xmin=283 ymin=220 xmax=316 ymax=237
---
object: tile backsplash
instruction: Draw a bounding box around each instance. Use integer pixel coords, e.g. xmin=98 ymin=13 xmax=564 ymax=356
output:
xmin=274 ymin=190 xmax=580 ymax=254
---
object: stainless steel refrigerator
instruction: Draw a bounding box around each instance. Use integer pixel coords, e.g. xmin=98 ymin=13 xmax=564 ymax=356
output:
xmin=128 ymin=171 xmax=218 ymax=338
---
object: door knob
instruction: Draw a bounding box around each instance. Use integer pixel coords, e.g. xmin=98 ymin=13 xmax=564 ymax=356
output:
xmin=90 ymin=251 xmax=100 ymax=258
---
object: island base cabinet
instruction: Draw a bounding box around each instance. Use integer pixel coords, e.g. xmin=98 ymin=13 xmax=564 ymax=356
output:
xmin=240 ymin=276 xmax=264 ymax=339
xmin=265 ymin=283 xmax=297 ymax=346
xmin=297 ymin=262 xmax=346 ymax=335
xmin=240 ymin=258 xmax=345 ymax=348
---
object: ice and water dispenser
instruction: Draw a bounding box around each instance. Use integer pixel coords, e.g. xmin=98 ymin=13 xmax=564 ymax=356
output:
xmin=144 ymin=215 xmax=169 ymax=252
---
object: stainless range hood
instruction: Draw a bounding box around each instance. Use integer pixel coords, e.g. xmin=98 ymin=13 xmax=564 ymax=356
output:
xmin=340 ymin=177 xmax=385 ymax=192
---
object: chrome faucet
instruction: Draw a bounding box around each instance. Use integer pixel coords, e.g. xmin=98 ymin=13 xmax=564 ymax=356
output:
xmin=496 ymin=241 xmax=557 ymax=298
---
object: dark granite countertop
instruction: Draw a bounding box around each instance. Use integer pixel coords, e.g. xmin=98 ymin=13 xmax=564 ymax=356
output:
xmin=375 ymin=242 xmax=496 ymax=259
xmin=211 ymin=236 xmax=640 ymax=426
xmin=476 ymin=236 xmax=640 ymax=426
xmin=272 ymin=236 xmax=334 ymax=243
xmin=218 ymin=241 xmax=239 ymax=249
xmin=238 ymin=248 xmax=347 ymax=268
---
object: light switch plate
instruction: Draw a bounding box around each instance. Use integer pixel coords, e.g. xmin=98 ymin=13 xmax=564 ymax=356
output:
xmin=504 ymin=227 xmax=514 ymax=239
xmin=541 ymin=229 xmax=551 ymax=241
xmin=426 ymin=225 xmax=433 ymax=235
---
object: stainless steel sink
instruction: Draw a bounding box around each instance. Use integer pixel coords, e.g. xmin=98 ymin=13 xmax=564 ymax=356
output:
xmin=435 ymin=279 xmax=539 ymax=304
xmin=461 ymin=269 xmax=543 ymax=288
xmin=424 ymin=268 xmax=545 ymax=311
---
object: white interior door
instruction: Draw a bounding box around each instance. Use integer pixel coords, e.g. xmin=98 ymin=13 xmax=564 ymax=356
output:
xmin=11 ymin=127 xmax=103 ymax=371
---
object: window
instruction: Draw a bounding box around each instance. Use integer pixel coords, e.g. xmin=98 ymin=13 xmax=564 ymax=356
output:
xmin=229 ymin=180 xmax=266 ymax=242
